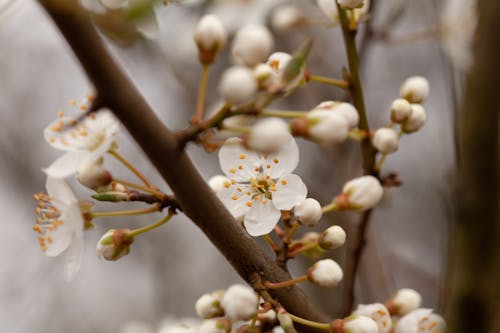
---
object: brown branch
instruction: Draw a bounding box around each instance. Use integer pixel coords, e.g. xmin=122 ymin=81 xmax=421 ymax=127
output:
xmin=38 ymin=0 xmax=330 ymax=329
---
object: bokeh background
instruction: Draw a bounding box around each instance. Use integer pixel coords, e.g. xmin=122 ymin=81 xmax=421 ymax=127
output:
xmin=0 ymin=0 xmax=462 ymax=332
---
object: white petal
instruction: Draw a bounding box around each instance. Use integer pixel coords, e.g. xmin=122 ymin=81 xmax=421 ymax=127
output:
xmin=43 ymin=117 xmax=81 ymax=151
xmin=64 ymin=231 xmax=83 ymax=282
xmin=217 ymin=186 xmax=252 ymax=219
xmin=262 ymin=136 xmax=299 ymax=178
xmin=46 ymin=177 xmax=78 ymax=206
xmin=219 ymin=137 xmax=261 ymax=181
xmin=244 ymin=199 xmax=281 ymax=236
xmin=272 ymin=174 xmax=307 ymax=210
xmin=44 ymin=224 xmax=74 ymax=257
xmin=44 ymin=150 xmax=90 ymax=179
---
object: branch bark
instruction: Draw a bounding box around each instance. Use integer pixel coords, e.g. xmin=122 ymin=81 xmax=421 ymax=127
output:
xmin=38 ymin=0 xmax=330 ymax=328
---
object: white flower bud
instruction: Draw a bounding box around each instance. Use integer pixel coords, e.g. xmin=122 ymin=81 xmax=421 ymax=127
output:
xmin=399 ymin=76 xmax=429 ymax=103
xmin=271 ymin=5 xmax=304 ymax=32
xmin=390 ymin=288 xmax=422 ymax=316
xmin=394 ymin=309 xmax=445 ymax=333
xmin=266 ymin=52 xmax=304 ymax=91
xmin=208 ymin=175 xmax=231 ymax=193
xmin=219 ymin=66 xmax=258 ymax=105
xmin=220 ymin=284 xmax=258 ymax=321
xmin=294 ymin=198 xmax=322 ymax=227
xmin=253 ymin=63 xmax=276 ymax=89
xmin=318 ymin=225 xmax=346 ymax=250
xmin=341 ymin=176 xmax=384 ymax=211
xmin=390 ymin=99 xmax=412 ymax=123
xmin=316 ymin=0 xmax=339 ymax=20
xmin=198 ymin=319 xmax=230 ymax=333
xmin=195 ymin=292 xmax=225 ymax=319
xmin=194 ymin=14 xmax=227 ymax=54
xmin=343 ymin=315 xmax=379 ymax=333
xmin=402 ymin=104 xmax=426 ymax=133
xmin=315 ymin=101 xmax=359 ymax=129
xmin=232 ymin=25 xmax=274 ymax=67
xmin=307 ymin=259 xmax=343 ymax=287
xmin=338 ymin=0 xmax=364 ymax=9
xmin=77 ymin=159 xmax=112 ymax=191
xmin=96 ymin=229 xmax=134 ymax=261
xmin=306 ymin=109 xmax=349 ymax=145
xmin=354 ymin=303 xmax=392 ymax=333
xmin=372 ymin=128 xmax=399 ymax=154
xmin=246 ymin=118 xmax=291 ymax=154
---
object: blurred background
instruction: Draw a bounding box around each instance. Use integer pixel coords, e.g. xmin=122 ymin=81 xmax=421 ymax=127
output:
xmin=0 ymin=0 xmax=466 ymax=332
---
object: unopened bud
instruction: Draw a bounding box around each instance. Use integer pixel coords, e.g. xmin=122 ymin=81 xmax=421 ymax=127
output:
xmin=196 ymin=291 xmax=225 ymax=319
xmin=271 ymin=5 xmax=305 ymax=32
xmin=402 ymin=104 xmax=426 ymax=133
xmin=245 ymin=118 xmax=291 ymax=154
xmin=96 ymin=229 xmax=134 ymax=261
xmin=342 ymin=315 xmax=379 ymax=333
xmin=337 ymin=176 xmax=383 ymax=211
xmin=220 ymin=284 xmax=259 ymax=321
xmin=314 ymin=101 xmax=359 ymax=129
xmin=266 ymin=52 xmax=304 ymax=92
xmin=219 ymin=66 xmax=258 ymax=106
xmin=208 ymin=175 xmax=231 ymax=193
xmin=77 ymin=160 xmax=112 ymax=191
xmin=294 ymin=198 xmax=322 ymax=227
xmin=307 ymin=259 xmax=343 ymax=288
xmin=338 ymin=0 xmax=365 ymax=9
xmin=399 ymin=76 xmax=429 ymax=103
xmin=318 ymin=225 xmax=346 ymax=250
xmin=232 ymin=25 xmax=274 ymax=67
xmin=354 ymin=303 xmax=392 ymax=333
xmin=253 ymin=64 xmax=275 ymax=90
xmin=387 ymin=288 xmax=422 ymax=316
xmin=390 ymin=99 xmax=412 ymax=123
xmin=194 ymin=14 xmax=227 ymax=64
xmin=306 ymin=109 xmax=349 ymax=145
xmin=372 ymin=128 xmax=399 ymax=154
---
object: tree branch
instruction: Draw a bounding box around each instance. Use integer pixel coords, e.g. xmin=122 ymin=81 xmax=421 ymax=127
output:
xmin=38 ymin=0 xmax=330 ymax=328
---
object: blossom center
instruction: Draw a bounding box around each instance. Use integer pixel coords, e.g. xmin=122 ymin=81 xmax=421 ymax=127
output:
xmin=33 ymin=192 xmax=65 ymax=252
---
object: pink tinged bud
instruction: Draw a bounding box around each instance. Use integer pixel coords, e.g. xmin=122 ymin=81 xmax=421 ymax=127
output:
xmin=245 ymin=118 xmax=291 ymax=154
xmin=96 ymin=229 xmax=134 ymax=261
xmin=372 ymin=128 xmax=399 ymax=154
xmin=399 ymin=76 xmax=430 ymax=103
xmin=219 ymin=66 xmax=258 ymax=106
xmin=77 ymin=160 xmax=112 ymax=191
xmin=343 ymin=315 xmax=379 ymax=333
xmin=220 ymin=284 xmax=259 ymax=321
xmin=340 ymin=176 xmax=383 ymax=211
xmin=195 ymin=291 xmax=225 ymax=319
xmin=307 ymin=259 xmax=343 ymax=287
xmin=390 ymin=99 xmax=412 ymax=123
xmin=338 ymin=0 xmax=365 ymax=9
xmin=294 ymin=198 xmax=322 ymax=227
xmin=388 ymin=288 xmax=422 ymax=316
xmin=319 ymin=225 xmax=346 ymax=250
xmin=232 ymin=25 xmax=274 ymax=67
xmin=194 ymin=14 xmax=227 ymax=63
xmin=402 ymin=104 xmax=426 ymax=133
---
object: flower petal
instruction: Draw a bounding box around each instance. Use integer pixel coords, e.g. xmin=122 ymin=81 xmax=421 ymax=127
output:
xmin=64 ymin=231 xmax=83 ymax=282
xmin=44 ymin=224 xmax=74 ymax=257
xmin=262 ymin=136 xmax=299 ymax=178
xmin=219 ymin=137 xmax=262 ymax=181
xmin=46 ymin=177 xmax=78 ymax=206
xmin=272 ymin=174 xmax=307 ymax=210
xmin=217 ymin=186 xmax=252 ymax=219
xmin=43 ymin=117 xmax=81 ymax=151
xmin=244 ymin=199 xmax=281 ymax=236
xmin=44 ymin=150 xmax=90 ymax=179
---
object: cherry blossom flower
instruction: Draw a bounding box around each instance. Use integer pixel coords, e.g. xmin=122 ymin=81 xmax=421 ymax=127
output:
xmin=394 ymin=308 xmax=446 ymax=333
xmin=217 ymin=137 xmax=307 ymax=236
xmin=33 ymin=177 xmax=85 ymax=281
xmin=44 ymin=110 xmax=119 ymax=179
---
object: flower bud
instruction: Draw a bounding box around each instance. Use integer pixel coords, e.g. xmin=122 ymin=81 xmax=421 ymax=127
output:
xmin=318 ymin=225 xmax=346 ymax=250
xmin=307 ymin=259 xmax=343 ymax=287
xmin=198 ymin=319 xmax=231 ymax=333
xmin=208 ymin=175 xmax=231 ymax=193
xmin=372 ymin=128 xmax=399 ymax=154
xmin=394 ymin=309 xmax=445 ymax=333
xmin=390 ymin=98 xmax=412 ymax=123
xmin=338 ymin=0 xmax=365 ymax=9
xmin=402 ymin=104 xmax=426 ymax=133
xmin=245 ymin=118 xmax=291 ymax=154
xmin=294 ymin=198 xmax=322 ymax=227
xmin=196 ymin=291 xmax=225 ymax=319
xmin=77 ymin=159 xmax=112 ymax=191
xmin=253 ymin=63 xmax=275 ymax=89
xmin=96 ymin=229 xmax=134 ymax=261
xmin=354 ymin=303 xmax=392 ymax=333
xmin=338 ymin=176 xmax=383 ymax=211
xmin=194 ymin=14 xmax=227 ymax=64
xmin=316 ymin=0 xmax=339 ymax=20
xmin=266 ymin=52 xmax=304 ymax=92
xmin=219 ymin=66 xmax=258 ymax=106
xmin=271 ymin=5 xmax=305 ymax=32
xmin=306 ymin=109 xmax=349 ymax=145
xmin=232 ymin=25 xmax=274 ymax=67
xmin=399 ymin=76 xmax=429 ymax=103
xmin=343 ymin=315 xmax=379 ymax=333
xmin=314 ymin=101 xmax=359 ymax=129
xmin=387 ymin=288 xmax=422 ymax=316
xmin=220 ymin=284 xmax=259 ymax=321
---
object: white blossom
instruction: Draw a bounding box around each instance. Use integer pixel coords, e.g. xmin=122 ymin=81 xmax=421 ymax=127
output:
xmin=318 ymin=225 xmax=346 ymax=250
xmin=194 ymin=14 xmax=227 ymax=53
xmin=208 ymin=175 xmax=232 ymax=193
xmin=219 ymin=66 xmax=258 ymax=105
xmin=343 ymin=315 xmax=379 ymax=333
xmin=294 ymin=198 xmax=322 ymax=227
xmin=306 ymin=108 xmax=349 ymax=145
xmin=246 ymin=118 xmax=291 ymax=154
xmin=354 ymin=303 xmax=392 ymax=333
xmin=307 ymin=259 xmax=343 ymax=287
xmin=390 ymin=99 xmax=412 ymax=123
xmin=314 ymin=101 xmax=359 ymax=129
xmin=33 ymin=177 xmax=85 ymax=281
xmin=341 ymin=176 xmax=383 ymax=211
xmin=372 ymin=128 xmax=399 ymax=154
xmin=220 ymin=284 xmax=259 ymax=321
xmin=271 ymin=5 xmax=304 ymax=32
xmin=195 ymin=291 xmax=225 ymax=319
xmin=402 ymin=104 xmax=426 ymax=133
xmin=217 ymin=137 xmax=307 ymax=236
xmin=44 ymin=110 xmax=119 ymax=179
xmin=232 ymin=24 xmax=274 ymax=67
xmin=390 ymin=289 xmax=422 ymax=316
xmin=77 ymin=159 xmax=112 ymax=191
xmin=394 ymin=309 xmax=445 ymax=333
xmin=399 ymin=76 xmax=429 ymax=104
